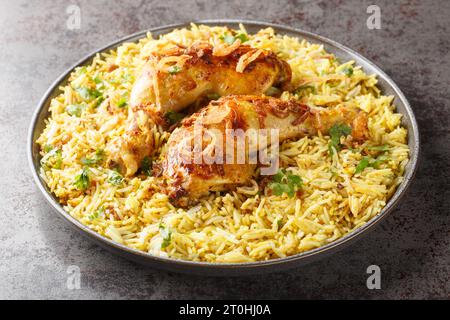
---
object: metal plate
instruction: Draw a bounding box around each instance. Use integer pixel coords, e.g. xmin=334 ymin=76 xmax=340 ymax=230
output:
xmin=28 ymin=20 xmax=420 ymax=276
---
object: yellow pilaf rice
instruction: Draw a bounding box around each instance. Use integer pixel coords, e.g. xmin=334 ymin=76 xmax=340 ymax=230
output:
xmin=36 ymin=24 xmax=410 ymax=263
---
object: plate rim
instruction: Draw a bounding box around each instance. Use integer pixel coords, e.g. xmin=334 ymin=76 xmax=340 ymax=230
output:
xmin=27 ymin=19 xmax=420 ymax=272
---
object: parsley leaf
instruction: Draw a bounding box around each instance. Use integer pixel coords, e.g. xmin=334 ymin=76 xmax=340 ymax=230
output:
xmin=108 ymin=170 xmax=124 ymax=185
xmin=371 ymin=155 xmax=389 ymax=169
xmin=53 ymin=150 xmax=63 ymax=169
xmin=355 ymin=155 xmax=389 ymax=174
xmin=116 ymin=96 xmax=127 ymax=108
xmin=270 ymin=183 xmax=292 ymax=197
xmin=81 ymin=149 xmax=105 ymax=166
xmin=41 ymin=147 xmax=62 ymax=170
xmin=93 ymin=76 xmax=103 ymax=84
xmin=222 ymin=34 xmax=236 ymax=45
xmin=355 ymin=157 xmax=370 ymax=174
xmin=235 ymin=33 xmax=249 ymax=43
xmin=76 ymin=87 xmax=91 ymax=100
xmin=355 ymin=145 xmax=391 ymax=174
xmin=328 ymin=123 xmax=352 ymax=154
xmin=367 ymin=144 xmax=390 ymax=152
xmin=269 ymin=168 xmax=303 ymax=198
xmin=220 ymin=33 xmax=249 ymax=45
xmin=94 ymin=96 xmax=105 ymax=108
xmin=76 ymin=87 xmax=102 ymax=101
xmin=76 ymin=66 xmax=87 ymax=75
xmin=287 ymin=173 xmax=302 ymax=186
xmin=272 ymin=169 xmax=285 ymax=183
xmin=66 ymin=104 xmax=85 ymax=117
xmin=277 ymin=219 xmax=284 ymax=230
xmin=44 ymin=144 xmax=54 ymax=153
xmin=74 ymin=167 xmax=91 ymax=191
xmin=340 ymin=66 xmax=354 ymax=77
xmin=159 ymin=224 xmax=172 ymax=249
xmin=88 ymin=207 xmax=105 ymax=220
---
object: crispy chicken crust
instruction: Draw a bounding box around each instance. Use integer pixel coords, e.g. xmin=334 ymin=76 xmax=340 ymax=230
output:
xmin=130 ymin=41 xmax=292 ymax=116
xmin=161 ymin=95 xmax=369 ymax=205
xmin=108 ymin=42 xmax=292 ymax=176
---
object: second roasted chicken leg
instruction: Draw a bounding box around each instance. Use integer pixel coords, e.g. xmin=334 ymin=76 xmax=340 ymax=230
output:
xmin=161 ymin=95 xmax=369 ymax=204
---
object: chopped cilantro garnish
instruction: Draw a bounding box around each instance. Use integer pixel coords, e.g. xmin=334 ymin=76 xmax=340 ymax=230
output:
xmin=93 ymin=76 xmax=107 ymax=92
xmin=76 ymin=87 xmax=91 ymax=100
xmin=367 ymin=144 xmax=390 ymax=152
xmin=355 ymin=145 xmax=390 ymax=173
xmin=235 ymin=33 xmax=249 ymax=43
xmin=164 ymin=111 xmax=185 ymax=125
xmin=108 ymin=170 xmax=124 ymax=185
xmin=74 ymin=167 xmax=91 ymax=191
xmin=355 ymin=155 xmax=389 ymax=174
xmin=41 ymin=147 xmax=62 ymax=170
xmin=159 ymin=224 xmax=172 ymax=249
xmin=77 ymin=66 xmax=87 ymax=74
xmin=340 ymin=66 xmax=354 ymax=77
xmin=222 ymin=34 xmax=236 ymax=45
xmin=269 ymin=168 xmax=303 ymax=198
xmin=221 ymin=33 xmax=249 ymax=45
xmin=44 ymin=144 xmax=54 ymax=153
xmin=355 ymin=157 xmax=370 ymax=174
xmin=81 ymin=149 xmax=105 ymax=166
xmin=277 ymin=219 xmax=284 ymax=230
xmin=66 ymin=104 xmax=85 ymax=117
xmin=117 ymin=96 xmax=127 ymax=108
xmin=328 ymin=123 xmax=352 ymax=154
xmin=94 ymin=96 xmax=105 ymax=108
xmin=93 ymin=76 xmax=102 ymax=84
xmin=53 ymin=149 xmax=62 ymax=169
xmin=76 ymin=87 xmax=102 ymax=101
xmin=168 ymin=65 xmax=181 ymax=75
xmin=287 ymin=173 xmax=302 ymax=186
xmin=89 ymin=207 xmax=104 ymax=220
xmin=370 ymin=155 xmax=389 ymax=169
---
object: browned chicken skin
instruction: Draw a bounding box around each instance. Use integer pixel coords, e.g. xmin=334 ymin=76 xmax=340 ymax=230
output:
xmin=130 ymin=41 xmax=291 ymax=116
xmin=162 ymin=95 xmax=369 ymax=205
xmin=109 ymin=42 xmax=292 ymax=176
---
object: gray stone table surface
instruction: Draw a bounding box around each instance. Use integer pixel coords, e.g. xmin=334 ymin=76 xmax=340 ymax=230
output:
xmin=0 ymin=0 xmax=448 ymax=299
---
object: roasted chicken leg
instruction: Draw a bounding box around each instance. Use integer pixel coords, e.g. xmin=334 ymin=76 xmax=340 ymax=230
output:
xmin=130 ymin=41 xmax=291 ymax=116
xmin=109 ymin=42 xmax=292 ymax=176
xmin=161 ymin=95 xmax=369 ymax=204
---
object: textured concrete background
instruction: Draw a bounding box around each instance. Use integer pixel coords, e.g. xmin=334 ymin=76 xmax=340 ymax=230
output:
xmin=0 ymin=0 xmax=448 ymax=299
